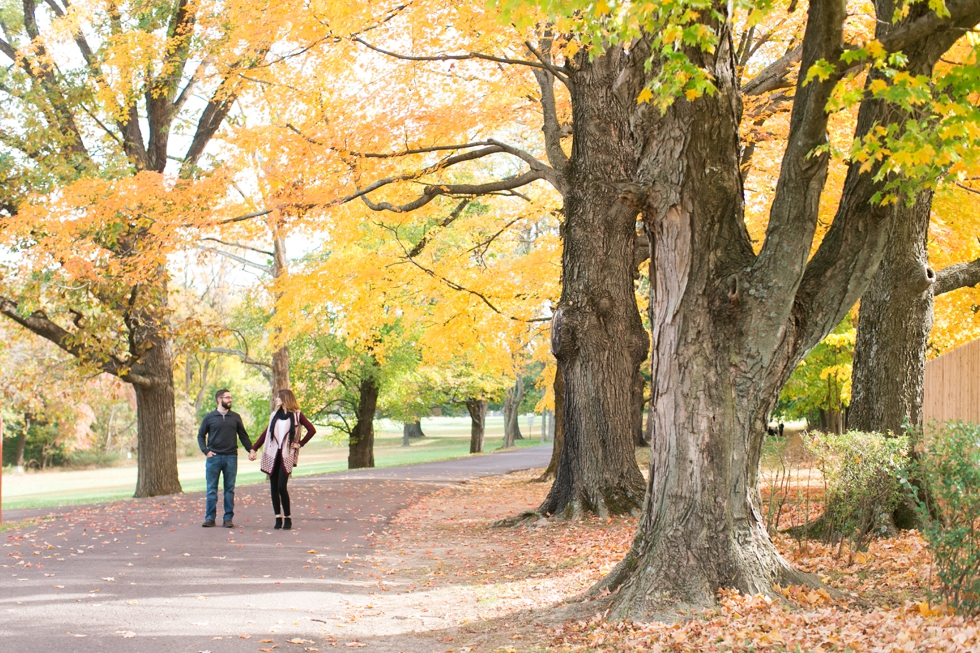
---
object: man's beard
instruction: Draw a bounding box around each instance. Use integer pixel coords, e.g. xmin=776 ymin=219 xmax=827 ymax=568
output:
xmin=221 ymin=399 xmax=232 ymax=409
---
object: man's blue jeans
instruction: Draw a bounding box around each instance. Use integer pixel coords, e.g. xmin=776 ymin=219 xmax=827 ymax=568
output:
xmin=204 ymin=454 xmax=238 ymax=522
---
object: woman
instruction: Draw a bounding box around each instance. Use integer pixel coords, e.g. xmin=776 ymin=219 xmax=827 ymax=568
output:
xmin=248 ymin=389 xmax=316 ymax=530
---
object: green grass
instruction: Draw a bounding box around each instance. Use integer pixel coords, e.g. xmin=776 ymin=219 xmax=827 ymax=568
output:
xmin=2 ymin=415 xmax=550 ymax=512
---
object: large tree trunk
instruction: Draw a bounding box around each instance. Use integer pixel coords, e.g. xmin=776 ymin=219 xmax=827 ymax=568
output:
xmin=849 ymin=188 xmax=980 ymax=528
xmin=595 ymin=7 xmax=839 ymax=612
xmin=538 ymin=47 xmax=649 ymax=518
xmin=132 ymin=320 xmax=182 ymax=498
xmin=465 ymin=398 xmax=487 ymax=453
xmin=538 ymin=363 xmax=564 ymax=482
xmin=270 ymin=234 xmax=291 ymax=397
xmin=502 ymin=377 xmax=524 ymax=447
xmin=348 ymin=375 xmax=379 ymax=469
xmin=849 ymin=193 xmax=935 ymax=435
xmin=594 ymin=0 xmax=968 ymax=615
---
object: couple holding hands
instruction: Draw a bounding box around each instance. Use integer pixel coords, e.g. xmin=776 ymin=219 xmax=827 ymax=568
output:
xmin=197 ymin=388 xmax=316 ymax=531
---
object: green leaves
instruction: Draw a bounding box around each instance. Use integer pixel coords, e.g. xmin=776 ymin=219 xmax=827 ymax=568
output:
xmin=490 ymin=0 xmax=776 ymax=111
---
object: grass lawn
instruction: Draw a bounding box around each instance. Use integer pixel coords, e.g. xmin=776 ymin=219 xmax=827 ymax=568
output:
xmin=1 ymin=414 xmax=549 ymax=511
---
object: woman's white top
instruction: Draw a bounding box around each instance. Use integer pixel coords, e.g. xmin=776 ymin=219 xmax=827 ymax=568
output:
xmin=272 ymin=417 xmax=292 ymax=450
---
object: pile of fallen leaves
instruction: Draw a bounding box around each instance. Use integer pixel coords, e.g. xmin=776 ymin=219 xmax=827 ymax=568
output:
xmin=549 ymin=589 xmax=979 ymax=652
xmin=373 ymin=467 xmax=979 ymax=652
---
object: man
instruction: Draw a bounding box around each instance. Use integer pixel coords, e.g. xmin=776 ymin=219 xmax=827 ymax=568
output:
xmin=197 ymin=389 xmax=253 ymax=528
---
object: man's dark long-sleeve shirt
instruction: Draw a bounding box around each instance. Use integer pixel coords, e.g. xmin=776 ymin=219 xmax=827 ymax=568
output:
xmin=197 ymin=410 xmax=252 ymax=455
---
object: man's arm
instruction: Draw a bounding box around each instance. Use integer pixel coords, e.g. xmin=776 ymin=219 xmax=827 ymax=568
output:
xmin=197 ymin=416 xmax=210 ymax=455
xmin=237 ymin=416 xmax=253 ymax=451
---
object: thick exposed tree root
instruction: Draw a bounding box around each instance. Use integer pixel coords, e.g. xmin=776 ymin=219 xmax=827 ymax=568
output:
xmin=491 ymin=511 xmax=542 ymax=528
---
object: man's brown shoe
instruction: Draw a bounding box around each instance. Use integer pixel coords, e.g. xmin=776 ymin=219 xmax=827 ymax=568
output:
xmin=223 ymin=520 xmax=234 ymax=528
xmin=202 ymin=520 xmax=216 ymax=527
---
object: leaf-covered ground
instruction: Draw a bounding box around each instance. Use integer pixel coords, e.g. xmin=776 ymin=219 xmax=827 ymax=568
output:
xmin=367 ymin=467 xmax=979 ymax=652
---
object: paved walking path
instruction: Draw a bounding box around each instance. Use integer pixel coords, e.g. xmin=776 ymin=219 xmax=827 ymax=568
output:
xmin=0 ymin=446 xmax=551 ymax=652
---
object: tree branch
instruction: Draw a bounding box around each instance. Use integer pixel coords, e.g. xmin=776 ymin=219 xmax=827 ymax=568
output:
xmin=523 ymin=39 xmax=570 ymax=86
xmin=407 ymin=199 xmax=470 ymax=258
xmin=200 ymin=236 xmax=273 ymax=256
xmin=741 ymin=45 xmax=802 ymax=96
xmin=876 ymin=0 xmax=980 ymax=55
xmin=0 ymin=297 xmax=148 ymax=386
xmin=379 ymin=223 xmax=550 ymax=323
xmin=751 ymin=0 xmax=845 ymax=300
xmin=794 ymin=1 xmax=980 ymax=355
xmin=200 ymin=246 xmax=272 ymax=273
xmin=361 ymin=170 xmax=546 ymax=213
xmin=935 ymin=257 xmax=980 ymax=295
xmin=352 ymin=35 xmax=556 ymax=75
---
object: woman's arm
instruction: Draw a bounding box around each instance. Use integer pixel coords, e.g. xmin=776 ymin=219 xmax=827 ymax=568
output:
xmin=252 ymin=428 xmax=267 ymax=451
xmin=298 ymin=413 xmax=317 ymax=446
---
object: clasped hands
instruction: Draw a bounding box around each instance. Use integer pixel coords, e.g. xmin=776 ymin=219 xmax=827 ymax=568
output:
xmin=248 ymin=444 xmax=299 ymax=462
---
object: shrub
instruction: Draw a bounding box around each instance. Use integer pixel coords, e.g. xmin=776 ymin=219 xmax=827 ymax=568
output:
xmin=912 ymin=421 xmax=980 ymax=615
xmin=803 ymin=430 xmax=910 ymax=551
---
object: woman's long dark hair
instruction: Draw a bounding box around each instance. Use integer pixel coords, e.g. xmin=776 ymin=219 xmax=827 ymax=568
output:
xmin=277 ymin=389 xmax=301 ymax=446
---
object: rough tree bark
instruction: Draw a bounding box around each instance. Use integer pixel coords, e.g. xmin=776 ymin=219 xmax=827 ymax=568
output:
xmin=537 ymin=362 xmax=564 ymax=482
xmin=589 ymin=0 xmax=980 ymax=615
xmin=270 ymin=233 xmax=291 ymax=397
xmin=465 ymin=398 xmax=487 ymax=453
xmin=850 ymin=192 xmax=980 ymax=435
xmin=849 ymin=190 xmax=980 ymax=528
xmin=348 ymin=375 xmax=379 ymax=469
xmin=538 ymin=46 xmax=650 ymax=518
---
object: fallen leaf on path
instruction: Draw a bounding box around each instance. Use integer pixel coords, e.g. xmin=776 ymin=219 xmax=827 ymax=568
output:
xmin=114 ymin=631 xmax=136 ymax=638
xmin=287 ymin=638 xmax=313 ymax=644
xmin=260 ymin=639 xmax=274 ymax=643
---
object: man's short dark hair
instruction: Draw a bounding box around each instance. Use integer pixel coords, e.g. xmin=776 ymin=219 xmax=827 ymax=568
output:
xmin=215 ymin=388 xmax=231 ymax=401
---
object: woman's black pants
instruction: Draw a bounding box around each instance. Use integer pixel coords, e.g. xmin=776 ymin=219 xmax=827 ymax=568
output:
xmin=270 ymin=451 xmax=291 ymax=517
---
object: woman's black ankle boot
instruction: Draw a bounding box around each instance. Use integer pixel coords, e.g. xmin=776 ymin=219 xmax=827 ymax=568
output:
xmin=282 ymin=517 xmax=292 ymax=530
xmin=274 ymin=517 xmax=283 ymax=530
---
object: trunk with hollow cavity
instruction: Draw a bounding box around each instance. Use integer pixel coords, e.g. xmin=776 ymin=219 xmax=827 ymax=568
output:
xmin=850 ymin=190 xmax=938 ymax=436
xmin=348 ymin=375 xmax=379 ymax=469
xmin=538 ymin=44 xmax=650 ymax=518
xmin=850 ymin=188 xmax=980 ymax=527
xmin=465 ymin=398 xmax=487 ymax=453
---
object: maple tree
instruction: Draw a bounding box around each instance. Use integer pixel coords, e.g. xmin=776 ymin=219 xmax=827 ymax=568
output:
xmin=476 ymin=0 xmax=980 ymax=615
xmin=0 ymin=0 xmax=295 ymax=496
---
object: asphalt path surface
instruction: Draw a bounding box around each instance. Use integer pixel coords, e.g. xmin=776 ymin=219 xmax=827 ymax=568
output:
xmin=1 ymin=445 xmax=552 ymax=652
